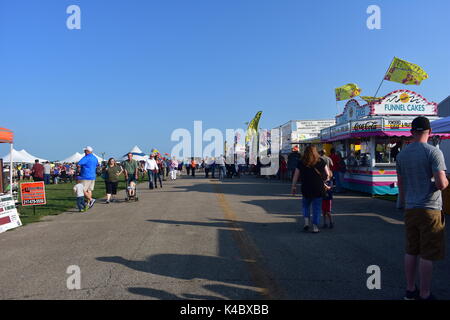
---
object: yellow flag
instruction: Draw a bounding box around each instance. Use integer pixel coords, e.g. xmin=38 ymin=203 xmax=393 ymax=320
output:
xmin=383 ymin=57 xmax=428 ymax=85
xmin=335 ymin=84 xmax=362 ymax=101
xmin=245 ymin=111 xmax=262 ymax=143
xmin=360 ymin=96 xmax=383 ymax=103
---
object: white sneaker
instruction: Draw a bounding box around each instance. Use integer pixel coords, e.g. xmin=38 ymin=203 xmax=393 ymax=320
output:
xmin=303 ymin=217 xmax=310 ymax=231
xmin=88 ymin=199 xmax=96 ymax=208
xmin=312 ymin=225 xmax=320 ymax=233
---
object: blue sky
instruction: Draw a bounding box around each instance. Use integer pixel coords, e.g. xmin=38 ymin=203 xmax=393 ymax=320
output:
xmin=1 ymin=0 xmax=449 ymax=160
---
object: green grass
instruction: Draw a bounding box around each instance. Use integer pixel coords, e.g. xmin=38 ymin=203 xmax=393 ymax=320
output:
xmin=17 ymin=174 xmax=149 ymax=226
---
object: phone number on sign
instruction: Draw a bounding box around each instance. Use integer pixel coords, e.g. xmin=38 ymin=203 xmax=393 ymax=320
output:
xmin=23 ymin=199 xmax=45 ymax=205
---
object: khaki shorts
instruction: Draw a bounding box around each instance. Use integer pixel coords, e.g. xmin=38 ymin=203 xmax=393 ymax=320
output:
xmin=81 ymin=180 xmax=95 ymax=192
xmin=405 ymin=209 xmax=446 ymax=261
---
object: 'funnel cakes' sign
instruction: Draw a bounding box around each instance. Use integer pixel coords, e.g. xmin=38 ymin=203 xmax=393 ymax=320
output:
xmin=370 ymin=90 xmax=437 ymax=116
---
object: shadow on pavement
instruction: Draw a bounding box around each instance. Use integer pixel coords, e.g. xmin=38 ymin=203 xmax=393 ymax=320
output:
xmin=96 ymin=253 xmax=263 ymax=300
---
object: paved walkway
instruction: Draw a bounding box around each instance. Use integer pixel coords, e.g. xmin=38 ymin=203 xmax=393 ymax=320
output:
xmin=1 ymin=175 xmax=449 ymax=299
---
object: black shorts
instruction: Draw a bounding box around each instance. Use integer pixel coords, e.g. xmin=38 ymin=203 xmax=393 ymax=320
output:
xmin=105 ymin=181 xmax=118 ymax=195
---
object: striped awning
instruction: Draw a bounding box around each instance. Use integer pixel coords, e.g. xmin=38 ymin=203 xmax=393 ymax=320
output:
xmin=0 ymin=128 xmax=13 ymax=143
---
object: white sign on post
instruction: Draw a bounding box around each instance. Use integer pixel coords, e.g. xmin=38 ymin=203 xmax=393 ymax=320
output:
xmin=0 ymin=194 xmax=22 ymax=234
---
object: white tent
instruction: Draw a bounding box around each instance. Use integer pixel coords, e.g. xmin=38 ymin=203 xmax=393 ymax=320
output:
xmin=1 ymin=148 xmax=34 ymax=163
xmin=122 ymin=145 xmax=148 ymax=161
xmin=19 ymin=149 xmax=48 ymax=163
xmin=93 ymin=153 xmax=105 ymax=162
xmin=60 ymin=152 xmax=84 ymax=163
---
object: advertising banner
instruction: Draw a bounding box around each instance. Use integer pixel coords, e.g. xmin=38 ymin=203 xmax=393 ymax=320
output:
xmin=20 ymin=182 xmax=46 ymax=206
xmin=0 ymin=194 xmax=22 ymax=233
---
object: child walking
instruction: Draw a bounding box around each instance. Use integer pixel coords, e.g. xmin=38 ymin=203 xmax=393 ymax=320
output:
xmin=73 ymin=180 xmax=86 ymax=212
xmin=322 ymin=180 xmax=334 ymax=228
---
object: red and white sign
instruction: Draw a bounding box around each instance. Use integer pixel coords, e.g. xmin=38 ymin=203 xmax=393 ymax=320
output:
xmin=0 ymin=194 xmax=22 ymax=233
xmin=20 ymin=182 xmax=46 ymax=206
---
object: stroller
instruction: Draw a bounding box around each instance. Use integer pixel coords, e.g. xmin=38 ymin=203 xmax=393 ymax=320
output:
xmin=125 ymin=180 xmax=139 ymax=202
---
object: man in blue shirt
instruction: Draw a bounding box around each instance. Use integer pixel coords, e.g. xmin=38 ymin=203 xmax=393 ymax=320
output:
xmin=77 ymin=146 xmax=99 ymax=210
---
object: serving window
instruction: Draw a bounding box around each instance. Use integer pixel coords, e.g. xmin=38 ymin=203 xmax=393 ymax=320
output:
xmin=347 ymin=138 xmax=371 ymax=167
xmin=375 ymin=137 xmax=403 ymax=165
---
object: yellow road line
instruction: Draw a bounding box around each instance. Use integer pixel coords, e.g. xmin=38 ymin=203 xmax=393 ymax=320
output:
xmin=212 ymin=182 xmax=285 ymax=300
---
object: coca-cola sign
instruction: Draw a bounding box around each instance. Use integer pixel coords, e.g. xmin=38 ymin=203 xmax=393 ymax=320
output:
xmin=352 ymin=120 xmax=382 ymax=132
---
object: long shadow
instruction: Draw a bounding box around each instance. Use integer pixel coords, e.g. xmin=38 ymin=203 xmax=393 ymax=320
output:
xmin=96 ymin=253 xmax=263 ymax=300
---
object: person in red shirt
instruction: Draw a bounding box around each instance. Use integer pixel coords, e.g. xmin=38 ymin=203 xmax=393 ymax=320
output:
xmin=329 ymin=149 xmax=343 ymax=193
xmin=31 ymin=159 xmax=45 ymax=182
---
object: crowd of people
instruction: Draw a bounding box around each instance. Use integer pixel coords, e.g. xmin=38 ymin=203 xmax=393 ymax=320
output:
xmin=12 ymin=161 xmax=78 ymax=185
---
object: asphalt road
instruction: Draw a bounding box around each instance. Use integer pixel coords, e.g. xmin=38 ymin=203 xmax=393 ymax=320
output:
xmin=1 ymin=174 xmax=449 ymax=300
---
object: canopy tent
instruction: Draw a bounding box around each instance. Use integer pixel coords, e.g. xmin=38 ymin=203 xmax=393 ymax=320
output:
xmin=0 ymin=128 xmax=13 ymax=195
xmin=93 ymin=153 xmax=105 ymax=162
xmin=122 ymin=146 xmax=149 ymax=161
xmin=60 ymin=152 xmax=84 ymax=163
xmin=1 ymin=148 xmax=35 ymax=163
xmin=19 ymin=149 xmax=48 ymax=163
xmin=431 ymin=117 xmax=450 ymax=134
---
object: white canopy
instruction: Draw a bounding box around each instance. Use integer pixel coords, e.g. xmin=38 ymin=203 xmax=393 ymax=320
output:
xmin=122 ymin=145 xmax=148 ymax=161
xmin=60 ymin=152 xmax=84 ymax=163
xmin=19 ymin=149 xmax=48 ymax=163
xmin=1 ymin=148 xmax=34 ymax=163
xmin=1 ymin=148 xmax=49 ymax=163
xmin=93 ymin=153 xmax=105 ymax=162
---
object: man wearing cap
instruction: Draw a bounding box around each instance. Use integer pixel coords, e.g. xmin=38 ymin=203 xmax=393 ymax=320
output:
xmin=77 ymin=146 xmax=99 ymax=210
xmin=397 ymin=116 xmax=448 ymax=300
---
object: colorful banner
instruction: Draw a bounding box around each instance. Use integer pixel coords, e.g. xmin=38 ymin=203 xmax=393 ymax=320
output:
xmin=20 ymin=182 xmax=46 ymax=206
xmin=383 ymin=57 xmax=428 ymax=85
xmin=335 ymin=84 xmax=362 ymax=101
xmin=361 ymin=96 xmax=383 ymax=103
xmin=245 ymin=111 xmax=262 ymax=143
xmin=0 ymin=194 xmax=22 ymax=233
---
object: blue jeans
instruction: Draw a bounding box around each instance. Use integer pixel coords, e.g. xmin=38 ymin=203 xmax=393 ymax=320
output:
xmin=76 ymin=196 xmax=85 ymax=211
xmin=334 ymin=171 xmax=343 ymax=192
xmin=219 ymin=166 xmax=226 ymax=179
xmin=44 ymin=174 xmax=50 ymax=185
xmin=147 ymin=170 xmax=156 ymax=189
xmin=302 ymin=197 xmax=322 ymax=226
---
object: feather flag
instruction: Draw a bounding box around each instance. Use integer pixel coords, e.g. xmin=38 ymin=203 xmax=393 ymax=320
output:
xmin=245 ymin=111 xmax=262 ymax=143
xmin=335 ymin=84 xmax=362 ymax=101
xmin=383 ymin=57 xmax=428 ymax=85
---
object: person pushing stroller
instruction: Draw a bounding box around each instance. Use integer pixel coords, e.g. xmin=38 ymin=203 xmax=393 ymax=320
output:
xmin=122 ymin=153 xmax=140 ymax=202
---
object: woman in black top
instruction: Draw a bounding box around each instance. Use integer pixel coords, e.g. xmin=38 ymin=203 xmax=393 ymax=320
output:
xmin=291 ymin=146 xmax=331 ymax=233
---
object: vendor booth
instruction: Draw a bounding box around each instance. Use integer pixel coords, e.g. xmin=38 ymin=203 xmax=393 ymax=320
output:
xmin=320 ymin=90 xmax=450 ymax=195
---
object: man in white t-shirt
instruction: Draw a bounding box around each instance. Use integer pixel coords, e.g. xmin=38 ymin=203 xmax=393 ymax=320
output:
xmin=144 ymin=154 xmax=159 ymax=189
xmin=43 ymin=162 xmax=51 ymax=185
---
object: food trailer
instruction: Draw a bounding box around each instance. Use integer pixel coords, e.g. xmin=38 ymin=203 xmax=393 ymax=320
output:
xmin=320 ymin=90 xmax=450 ymax=195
